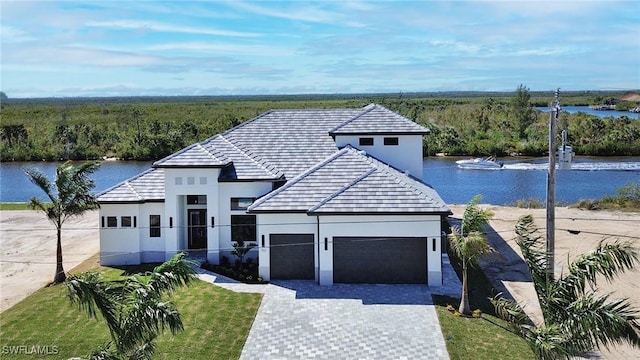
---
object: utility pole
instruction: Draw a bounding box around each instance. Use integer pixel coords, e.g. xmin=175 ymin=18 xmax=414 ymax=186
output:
xmin=546 ymin=89 xmax=560 ymax=281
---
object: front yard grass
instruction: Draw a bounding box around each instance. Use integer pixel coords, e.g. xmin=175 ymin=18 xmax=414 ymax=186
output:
xmin=0 ymin=263 xmax=262 ymax=359
xmin=435 ymin=254 xmax=535 ymax=360
xmin=0 ymin=203 xmax=30 ymax=210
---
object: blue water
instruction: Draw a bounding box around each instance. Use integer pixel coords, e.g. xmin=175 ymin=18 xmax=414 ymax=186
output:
xmin=0 ymin=161 xmax=153 ymax=203
xmin=1 ymin=158 xmax=639 ymax=205
xmin=536 ymin=106 xmax=640 ymax=119
xmin=424 ymin=157 xmax=640 ymax=205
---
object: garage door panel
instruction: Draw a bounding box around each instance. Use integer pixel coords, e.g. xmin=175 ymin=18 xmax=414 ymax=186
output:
xmin=333 ymin=237 xmax=427 ymax=284
xmin=270 ymin=234 xmax=314 ymax=280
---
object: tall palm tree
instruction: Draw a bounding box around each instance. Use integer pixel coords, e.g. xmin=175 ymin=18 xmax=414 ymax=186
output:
xmin=66 ymin=252 xmax=197 ymax=359
xmin=24 ymin=161 xmax=100 ymax=283
xmin=492 ymin=215 xmax=640 ymax=359
xmin=449 ymin=195 xmax=494 ymax=315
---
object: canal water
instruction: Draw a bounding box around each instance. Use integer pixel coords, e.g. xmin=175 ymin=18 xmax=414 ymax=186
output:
xmin=1 ymin=157 xmax=639 ymax=206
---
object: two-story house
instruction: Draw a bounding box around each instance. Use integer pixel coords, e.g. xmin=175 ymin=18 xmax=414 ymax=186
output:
xmin=98 ymin=104 xmax=451 ymax=286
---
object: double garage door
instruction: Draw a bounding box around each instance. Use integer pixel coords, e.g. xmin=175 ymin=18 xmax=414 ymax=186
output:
xmin=270 ymin=234 xmax=428 ymax=284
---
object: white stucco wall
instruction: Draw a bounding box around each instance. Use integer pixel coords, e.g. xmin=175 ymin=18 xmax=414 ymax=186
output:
xmin=99 ymin=203 xmax=141 ymax=265
xmin=334 ymin=135 xmax=424 ymax=179
xmin=256 ymin=213 xmax=317 ymax=281
xmin=317 ymin=214 xmax=442 ymax=286
xmin=163 ymin=168 xmax=221 ymax=263
xmin=255 ymin=213 xmax=443 ymax=286
xmin=218 ymin=181 xmax=273 ymax=263
xmin=139 ymin=202 xmax=166 ymax=263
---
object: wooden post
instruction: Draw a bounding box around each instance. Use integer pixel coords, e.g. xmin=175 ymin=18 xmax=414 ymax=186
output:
xmin=546 ymin=89 xmax=560 ymax=280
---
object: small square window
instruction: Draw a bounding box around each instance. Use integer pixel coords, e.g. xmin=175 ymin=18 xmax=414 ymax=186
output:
xmin=231 ymin=197 xmax=256 ymax=210
xmin=359 ymin=137 xmax=374 ymax=146
xmin=175 ymin=177 xmax=183 ymax=185
xmin=121 ymin=216 xmax=132 ymax=227
xmin=107 ymin=216 xmax=117 ymax=228
xmin=199 ymin=176 xmax=207 ymax=185
xmin=187 ymin=177 xmax=195 ymax=185
xmin=384 ymin=137 xmax=399 ymax=146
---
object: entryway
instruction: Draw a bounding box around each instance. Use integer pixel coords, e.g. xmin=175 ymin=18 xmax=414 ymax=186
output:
xmin=188 ymin=209 xmax=207 ymax=251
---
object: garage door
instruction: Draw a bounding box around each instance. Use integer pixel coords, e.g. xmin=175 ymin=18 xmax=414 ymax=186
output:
xmin=270 ymin=234 xmax=315 ymax=280
xmin=333 ymin=237 xmax=427 ymax=284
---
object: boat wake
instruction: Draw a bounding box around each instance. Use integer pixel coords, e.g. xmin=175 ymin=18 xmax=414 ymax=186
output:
xmin=503 ymin=161 xmax=640 ymax=171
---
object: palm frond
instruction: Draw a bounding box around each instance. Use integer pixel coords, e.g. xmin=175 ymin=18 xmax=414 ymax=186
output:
xmin=149 ymin=252 xmax=198 ymax=293
xmin=491 ymin=294 xmax=529 ymax=331
xmin=563 ymin=240 xmax=638 ymax=295
xmin=461 ymin=194 xmax=494 ymax=236
xmin=525 ymin=324 xmax=572 ymax=360
xmin=65 ymin=272 xmax=121 ymax=341
xmin=560 ymin=292 xmax=640 ymax=352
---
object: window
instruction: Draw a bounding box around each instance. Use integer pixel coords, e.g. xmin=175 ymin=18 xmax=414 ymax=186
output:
xmin=384 ymin=137 xmax=399 ymax=145
xmin=121 ymin=216 xmax=132 ymax=227
xmin=230 ymin=197 xmax=255 ymax=210
xmin=359 ymin=137 xmax=374 ymax=146
xmin=187 ymin=195 xmax=207 ymax=204
xmin=231 ymin=215 xmax=256 ymax=242
xmin=107 ymin=216 xmax=117 ymax=228
xmin=150 ymin=215 xmax=161 ymax=237
xmin=175 ymin=177 xmax=183 ymax=185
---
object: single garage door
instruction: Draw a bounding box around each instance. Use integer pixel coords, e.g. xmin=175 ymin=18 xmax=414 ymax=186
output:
xmin=270 ymin=234 xmax=315 ymax=280
xmin=333 ymin=237 xmax=427 ymax=284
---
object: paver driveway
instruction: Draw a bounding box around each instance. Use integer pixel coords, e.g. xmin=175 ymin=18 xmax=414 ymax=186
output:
xmin=197 ymin=259 xmax=459 ymax=360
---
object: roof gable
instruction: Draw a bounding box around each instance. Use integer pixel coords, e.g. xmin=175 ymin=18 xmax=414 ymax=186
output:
xmin=153 ymin=142 xmax=228 ymax=168
xmin=329 ymin=104 xmax=431 ymax=136
xmin=98 ymin=168 xmax=164 ymax=203
xmin=248 ymin=146 xmax=450 ymax=215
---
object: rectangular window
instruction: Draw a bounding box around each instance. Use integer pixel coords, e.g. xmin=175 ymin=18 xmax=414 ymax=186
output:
xmin=149 ymin=215 xmax=161 ymax=237
xmin=121 ymin=216 xmax=132 ymax=227
xmin=384 ymin=137 xmax=399 ymax=145
xmin=230 ymin=197 xmax=255 ymax=210
xmin=187 ymin=195 xmax=207 ymax=204
xmin=359 ymin=137 xmax=374 ymax=146
xmin=107 ymin=216 xmax=117 ymax=228
xmin=231 ymin=215 xmax=257 ymax=242
xmin=101 ymin=216 xmax=105 ymax=228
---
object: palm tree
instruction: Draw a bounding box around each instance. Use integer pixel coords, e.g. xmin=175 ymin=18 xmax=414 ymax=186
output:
xmin=66 ymin=252 xmax=197 ymax=359
xmin=449 ymin=195 xmax=494 ymax=315
xmin=24 ymin=161 xmax=100 ymax=283
xmin=492 ymin=215 xmax=640 ymax=359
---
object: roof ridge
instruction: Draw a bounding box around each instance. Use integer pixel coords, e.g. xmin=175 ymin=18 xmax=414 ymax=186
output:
xmin=307 ymin=167 xmax=376 ymax=213
xmin=219 ymin=135 xmax=281 ymax=178
xmin=327 ymin=103 xmax=377 ymax=134
xmin=248 ymin=148 xmax=351 ymax=210
xmin=196 ymin=142 xmax=224 ymax=163
xmin=221 ymin=110 xmax=273 ymax=137
xmin=125 ymin=181 xmax=143 ymax=200
xmin=97 ymin=167 xmax=159 ymax=197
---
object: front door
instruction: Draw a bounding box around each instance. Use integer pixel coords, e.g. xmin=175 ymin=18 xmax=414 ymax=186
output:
xmin=188 ymin=209 xmax=207 ymax=250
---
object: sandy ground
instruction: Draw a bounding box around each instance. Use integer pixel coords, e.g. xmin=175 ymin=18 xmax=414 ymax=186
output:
xmin=449 ymin=205 xmax=640 ymax=360
xmin=1 ymin=207 xmax=639 ymax=358
xmin=0 ymin=210 xmax=99 ymax=313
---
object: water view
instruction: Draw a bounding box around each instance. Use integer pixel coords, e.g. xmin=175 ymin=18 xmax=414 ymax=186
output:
xmin=1 ymin=157 xmax=639 ymax=206
xmin=536 ymin=106 xmax=640 ymax=119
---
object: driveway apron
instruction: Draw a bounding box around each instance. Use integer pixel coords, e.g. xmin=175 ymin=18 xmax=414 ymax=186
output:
xmin=197 ymin=256 xmax=459 ymax=360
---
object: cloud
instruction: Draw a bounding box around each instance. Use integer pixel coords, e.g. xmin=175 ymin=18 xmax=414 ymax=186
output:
xmin=85 ymin=20 xmax=262 ymax=38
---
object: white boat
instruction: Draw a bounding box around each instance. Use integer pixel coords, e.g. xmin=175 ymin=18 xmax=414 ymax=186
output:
xmin=456 ymin=156 xmax=503 ymax=170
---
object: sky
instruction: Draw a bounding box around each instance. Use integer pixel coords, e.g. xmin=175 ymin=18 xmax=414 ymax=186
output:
xmin=1 ymin=0 xmax=639 ymax=98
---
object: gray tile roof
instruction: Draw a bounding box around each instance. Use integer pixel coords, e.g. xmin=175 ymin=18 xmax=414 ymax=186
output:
xmin=153 ymin=142 xmax=228 ymax=167
xmin=329 ymin=104 xmax=431 ymax=135
xmin=98 ymin=168 xmax=164 ymax=203
xmin=99 ymin=104 xmax=438 ymax=206
xmin=248 ymin=146 xmax=450 ymax=215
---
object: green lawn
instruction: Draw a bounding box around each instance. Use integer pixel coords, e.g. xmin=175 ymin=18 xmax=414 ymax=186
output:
xmin=435 ymin=253 xmax=535 ymax=360
xmin=0 ymin=203 xmax=31 ymax=210
xmin=0 ymin=264 xmax=262 ymax=360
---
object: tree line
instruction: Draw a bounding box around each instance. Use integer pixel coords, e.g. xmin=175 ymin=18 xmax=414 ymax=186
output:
xmin=1 ymin=87 xmax=639 ymax=162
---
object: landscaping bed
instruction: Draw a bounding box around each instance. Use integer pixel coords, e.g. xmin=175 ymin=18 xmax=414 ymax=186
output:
xmin=201 ymin=257 xmax=267 ymax=284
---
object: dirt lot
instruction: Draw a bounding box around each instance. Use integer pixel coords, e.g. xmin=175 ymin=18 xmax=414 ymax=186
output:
xmin=449 ymin=205 xmax=640 ymax=360
xmin=0 ymin=210 xmax=99 ymax=313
